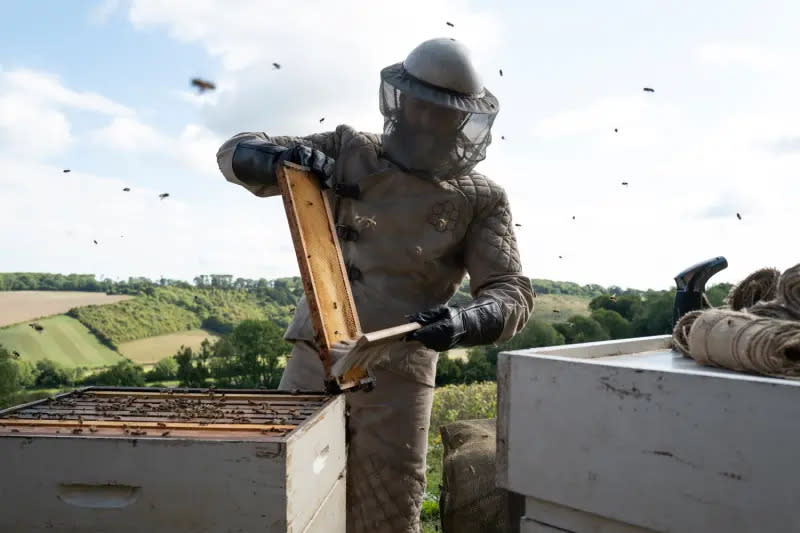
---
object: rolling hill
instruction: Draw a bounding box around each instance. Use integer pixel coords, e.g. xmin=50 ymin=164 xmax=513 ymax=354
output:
xmin=0 ymin=315 xmax=124 ymax=368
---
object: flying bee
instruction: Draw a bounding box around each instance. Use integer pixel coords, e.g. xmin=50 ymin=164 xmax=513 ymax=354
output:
xmin=190 ymin=78 xmax=215 ymax=92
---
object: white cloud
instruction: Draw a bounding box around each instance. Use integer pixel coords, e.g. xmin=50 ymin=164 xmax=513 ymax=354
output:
xmin=0 ymin=93 xmax=73 ymax=156
xmin=127 ymin=0 xmax=502 ymax=137
xmin=89 ymin=0 xmax=121 ymax=25
xmin=0 ymin=154 xmax=297 ymax=282
xmin=697 ymin=43 xmax=788 ymax=71
xmin=91 ymin=116 xmax=166 ymax=152
xmin=88 ymin=117 xmax=222 ymax=177
xmin=175 ymin=123 xmax=223 ymax=176
xmin=4 ymin=69 xmax=134 ymax=116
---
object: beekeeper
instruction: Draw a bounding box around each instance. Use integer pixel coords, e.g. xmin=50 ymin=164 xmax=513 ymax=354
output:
xmin=216 ymin=37 xmax=534 ymax=533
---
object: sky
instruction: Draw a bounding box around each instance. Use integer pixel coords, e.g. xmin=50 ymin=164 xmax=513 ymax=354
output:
xmin=1 ymin=0 xmax=799 ymax=291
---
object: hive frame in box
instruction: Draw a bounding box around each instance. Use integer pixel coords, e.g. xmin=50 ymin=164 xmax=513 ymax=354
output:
xmin=0 ymin=386 xmax=346 ymax=532
xmin=276 ymin=162 xmax=419 ymax=393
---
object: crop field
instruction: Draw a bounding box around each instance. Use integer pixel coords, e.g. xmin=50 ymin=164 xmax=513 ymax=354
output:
xmin=0 ymin=291 xmax=132 ymax=327
xmin=119 ymin=329 xmax=219 ymax=365
xmin=0 ymin=315 xmax=123 ymax=368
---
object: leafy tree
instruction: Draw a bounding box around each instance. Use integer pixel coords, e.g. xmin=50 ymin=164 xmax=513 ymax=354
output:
xmin=590 ymin=309 xmax=632 ymax=339
xmin=174 ymin=345 xmax=211 ymax=388
xmin=435 ymin=352 xmax=466 ymax=386
xmin=146 ymin=357 xmax=179 ymax=382
xmin=588 ymin=294 xmax=643 ymax=321
xmin=631 ymin=290 xmax=676 ymax=336
xmin=83 ymin=360 xmax=145 ymax=387
xmin=706 ymin=283 xmax=734 ymax=307
xmin=210 ymin=320 xmax=290 ymax=388
xmin=34 ymin=359 xmax=75 ymax=388
xmin=0 ymin=345 xmax=23 ymax=402
xmin=554 ymin=315 xmax=610 ymax=344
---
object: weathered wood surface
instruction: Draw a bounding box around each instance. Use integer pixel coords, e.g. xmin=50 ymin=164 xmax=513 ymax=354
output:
xmin=523 ymin=496 xmax=655 ymax=533
xmin=498 ymin=336 xmax=800 ymax=533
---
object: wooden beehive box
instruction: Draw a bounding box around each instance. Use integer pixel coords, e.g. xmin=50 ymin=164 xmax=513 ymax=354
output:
xmin=498 ymin=336 xmax=800 ymax=533
xmin=0 ymin=387 xmax=345 ymax=533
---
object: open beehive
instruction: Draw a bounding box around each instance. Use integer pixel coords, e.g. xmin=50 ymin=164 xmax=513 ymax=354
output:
xmin=0 ymin=386 xmax=346 ymax=533
xmin=0 ymin=387 xmax=324 ymax=439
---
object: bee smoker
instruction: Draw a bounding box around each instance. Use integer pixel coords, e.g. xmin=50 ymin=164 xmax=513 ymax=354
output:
xmin=672 ymin=256 xmax=728 ymax=326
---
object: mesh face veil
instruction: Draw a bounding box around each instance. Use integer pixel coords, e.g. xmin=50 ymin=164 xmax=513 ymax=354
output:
xmin=378 ymin=40 xmax=499 ymax=181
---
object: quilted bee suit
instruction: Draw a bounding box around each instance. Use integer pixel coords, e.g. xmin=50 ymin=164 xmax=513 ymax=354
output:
xmin=216 ymin=37 xmax=534 ymax=533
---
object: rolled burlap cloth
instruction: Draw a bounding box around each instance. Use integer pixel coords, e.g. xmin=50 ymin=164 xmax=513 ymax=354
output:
xmin=687 ymin=308 xmax=800 ymax=377
xmin=746 ymin=263 xmax=800 ymax=320
xmin=671 ymin=310 xmax=703 ymax=357
xmin=726 ymin=267 xmax=781 ymax=310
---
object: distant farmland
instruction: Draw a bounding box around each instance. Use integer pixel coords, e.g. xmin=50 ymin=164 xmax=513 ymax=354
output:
xmin=532 ymin=294 xmax=591 ymax=322
xmin=0 ymin=291 xmax=132 ymax=327
xmin=0 ymin=315 xmax=123 ymax=368
xmin=119 ymin=329 xmax=219 ymax=366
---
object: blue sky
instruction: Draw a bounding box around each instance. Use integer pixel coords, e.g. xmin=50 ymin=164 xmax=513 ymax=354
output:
xmin=1 ymin=0 xmax=799 ymax=290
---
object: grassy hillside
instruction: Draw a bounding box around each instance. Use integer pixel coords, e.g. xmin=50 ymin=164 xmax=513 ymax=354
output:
xmin=119 ymin=329 xmax=219 ymax=366
xmin=0 ymin=315 xmax=123 ymax=368
xmin=532 ymin=293 xmax=592 ymax=322
xmin=0 ymin=291 xmax=132 ymax=327
xmin=68 ymin=286 xmax=290 ymax=348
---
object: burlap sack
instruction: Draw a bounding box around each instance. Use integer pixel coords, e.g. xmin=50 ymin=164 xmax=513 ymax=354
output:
xmin=440 ymin=419 xmax=522 ymax=533
xmin=726 ymin=267 xmax=781 ymax=310
xmin=745 ymin=263 xmax=800 ymax=320
xmin=686 ymin=309 xmax=800 ymax=377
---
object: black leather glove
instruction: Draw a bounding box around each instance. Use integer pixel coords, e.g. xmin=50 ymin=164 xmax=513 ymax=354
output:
xmin=232 ymin=141 xmax=335 ymax=189
xmin=405 ymin=297 xmax=505 ymax=352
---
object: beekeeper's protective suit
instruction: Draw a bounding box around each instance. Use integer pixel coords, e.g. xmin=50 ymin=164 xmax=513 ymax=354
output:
xmin=217 ymin=37 xmax=534 ymax=533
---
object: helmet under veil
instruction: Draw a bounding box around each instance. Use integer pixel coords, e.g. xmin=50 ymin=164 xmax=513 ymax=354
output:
xmin=379 ymin=38 xmax=499 ymax=181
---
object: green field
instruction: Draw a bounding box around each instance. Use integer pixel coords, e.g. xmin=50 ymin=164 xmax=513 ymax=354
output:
xmin=531 ymin=293 xmax=591 ymax=322
xmin=0 ymin=315 xmax=124 ymax=368
xmin=119 ymin=329 xmax=219 ymax=366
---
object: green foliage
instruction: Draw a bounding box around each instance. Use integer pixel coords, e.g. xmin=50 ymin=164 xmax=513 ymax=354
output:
xmin=68 ymin=286 xmax=295 ymax=347
xmin=588 ymin=294 xmax=643 ymax=321
xmin=174 ymin=343 xmax=211 ymax=388
xmin=630 ymin=290 xmax=676 ymax=336
xmin=553 ymin=315 xmax=610 ymax=344
xmin=590 ymin=309 xmax=632 ymax=339
xmin=82 ymin=360 xmax=145 ymax=387
xmin=34 ymin=359 xmax=75 ymax=388
xmin=0 ymin=344 xmax=23 ymax=402
xmin=531 ymin=279 xmax=619 ymax=297
xmin=706 ymin=282 xmax=734 ymax=307
xmin=146 ymin=357 xmax=179 ymax=381
xmin=69 ymin=299 xmax=201 ymax=348
xmin=0 ymin=273 xmax=108 ymax=292
xmin=210 ymin=320 xmax=290 ymax=388
xmin=429 ymin=382 xmax=497 ymax=442
xmin=420 ymin=497 xmax=440 ymax=522
xmin=435 ymin=352 xmax=466 ymax=386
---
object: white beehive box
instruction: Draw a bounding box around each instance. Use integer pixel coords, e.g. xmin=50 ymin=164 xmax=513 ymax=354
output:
xmin=0 ymin=387 xmax=346 ymax=533
xmin=497 ymin=335 xmax=800 ymax=533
